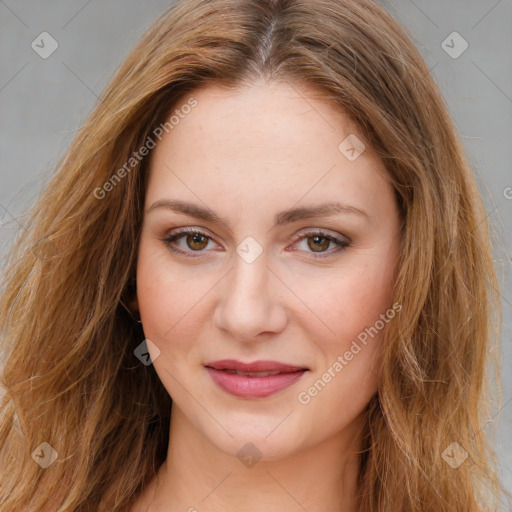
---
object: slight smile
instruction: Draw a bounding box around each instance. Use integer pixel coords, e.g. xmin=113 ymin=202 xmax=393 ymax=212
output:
xmin=204 ymin=359 xmax=310 ymax=399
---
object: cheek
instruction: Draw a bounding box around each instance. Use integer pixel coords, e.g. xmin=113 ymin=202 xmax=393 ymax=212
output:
xmin=135 ymin=245 xmax=207 ymax=354
xmin=303 ymin=250 xmax=397 ymax=404
xmin=295 ymin=261 xmax=395 ymax=430
xmin=310 ymin=256 xmax=396 ymax=344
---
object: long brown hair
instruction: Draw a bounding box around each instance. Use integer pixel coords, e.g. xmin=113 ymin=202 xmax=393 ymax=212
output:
xmin=0 ymin=0 xmax=505 ymax=510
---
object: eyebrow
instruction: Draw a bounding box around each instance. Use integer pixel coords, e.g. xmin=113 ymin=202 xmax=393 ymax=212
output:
xmin=146 ymin=199 xmax=374 ymax=228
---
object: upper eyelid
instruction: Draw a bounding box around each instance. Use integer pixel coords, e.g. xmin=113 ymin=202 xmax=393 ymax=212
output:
xmin=167 ymin=226 xmax=348 ymax=240
xmin=167 ymin=227 xmax=219 ymax=244
xmin=293 ymin=227 xmax=350 ymax=242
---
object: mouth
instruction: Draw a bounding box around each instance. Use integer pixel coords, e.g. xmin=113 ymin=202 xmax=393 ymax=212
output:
xmin=204 ymin=359 xmax=309 ymax=399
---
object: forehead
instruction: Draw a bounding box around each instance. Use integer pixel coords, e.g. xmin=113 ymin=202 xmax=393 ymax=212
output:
xmin=153 ymin=79 xmax=362 ymax=161
xmin=145 ymin=80 xmax=391 ymax=221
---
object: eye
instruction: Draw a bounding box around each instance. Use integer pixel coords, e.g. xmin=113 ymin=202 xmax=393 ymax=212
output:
xmin=162 ymin=227 xmax=218 ymax=258
xmin=161 ymin=227 xmax=350 ymax=259
xmin=289 ymin=229 xmax=350 ymax=259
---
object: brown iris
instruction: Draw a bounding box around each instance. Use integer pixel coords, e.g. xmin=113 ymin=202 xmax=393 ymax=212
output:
xmin=186 ymin=233 xmax=209 ymax=250
xmin=307 ymin=235 xmax=330 ymax=252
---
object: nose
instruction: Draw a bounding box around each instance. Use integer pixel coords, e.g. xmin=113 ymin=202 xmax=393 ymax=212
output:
xmin=213 ymin=251 xmax=288 ymax=342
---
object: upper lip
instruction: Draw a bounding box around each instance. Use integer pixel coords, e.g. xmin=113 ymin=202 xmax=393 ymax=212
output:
xmin=205 ymin=359 xmax=308 ymax=373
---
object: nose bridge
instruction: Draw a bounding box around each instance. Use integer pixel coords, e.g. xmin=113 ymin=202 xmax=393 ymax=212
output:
xmin=227 ymin=251 xmax=271 ymax=312
xmin=214 ymin=249 xmax=286 ymax=339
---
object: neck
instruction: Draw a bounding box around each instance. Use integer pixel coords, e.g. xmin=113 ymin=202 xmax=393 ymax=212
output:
xmin=137 ymin=405 xmax=364 ymax=512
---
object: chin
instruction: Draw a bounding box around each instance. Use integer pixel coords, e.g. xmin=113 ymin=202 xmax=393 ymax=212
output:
xmin=201 ymin=415 xmax=306 ymax=463
xmin=218 ymin=434 xmax=300 ymax=464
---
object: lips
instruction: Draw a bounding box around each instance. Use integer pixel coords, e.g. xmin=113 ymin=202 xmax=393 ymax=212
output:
xmin=204 ymin=359 xmax=309 ymax=399
xmin=205 ymin=359 xmax=308 ymax=374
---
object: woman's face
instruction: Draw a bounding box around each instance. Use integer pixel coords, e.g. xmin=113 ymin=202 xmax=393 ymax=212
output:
xmin=132 ymin=79 xmax=401 ymax=460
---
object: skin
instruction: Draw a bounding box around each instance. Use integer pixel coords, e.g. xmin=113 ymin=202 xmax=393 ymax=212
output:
xmin=129 ymin=78 xmax=401 ymax=512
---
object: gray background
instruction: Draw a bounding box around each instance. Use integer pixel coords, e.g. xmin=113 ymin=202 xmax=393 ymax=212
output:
xmin=0 ymin=0 xmax=511 ymax=502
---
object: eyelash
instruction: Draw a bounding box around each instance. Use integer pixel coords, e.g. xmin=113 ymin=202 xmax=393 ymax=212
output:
xmin=161 ymin=227 xmax=350 ymax=260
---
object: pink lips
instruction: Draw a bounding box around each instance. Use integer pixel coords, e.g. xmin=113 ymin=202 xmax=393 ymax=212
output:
xmin=205 ymin=359 xmax=308 ymax=399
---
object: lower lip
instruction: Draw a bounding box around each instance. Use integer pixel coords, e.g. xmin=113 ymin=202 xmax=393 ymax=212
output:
xmin=205 ymin=367 xmax=307 ymax=399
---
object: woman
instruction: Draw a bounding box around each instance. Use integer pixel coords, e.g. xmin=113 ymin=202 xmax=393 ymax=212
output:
xmin=0 ymin=0 xmax=506 ymax=510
